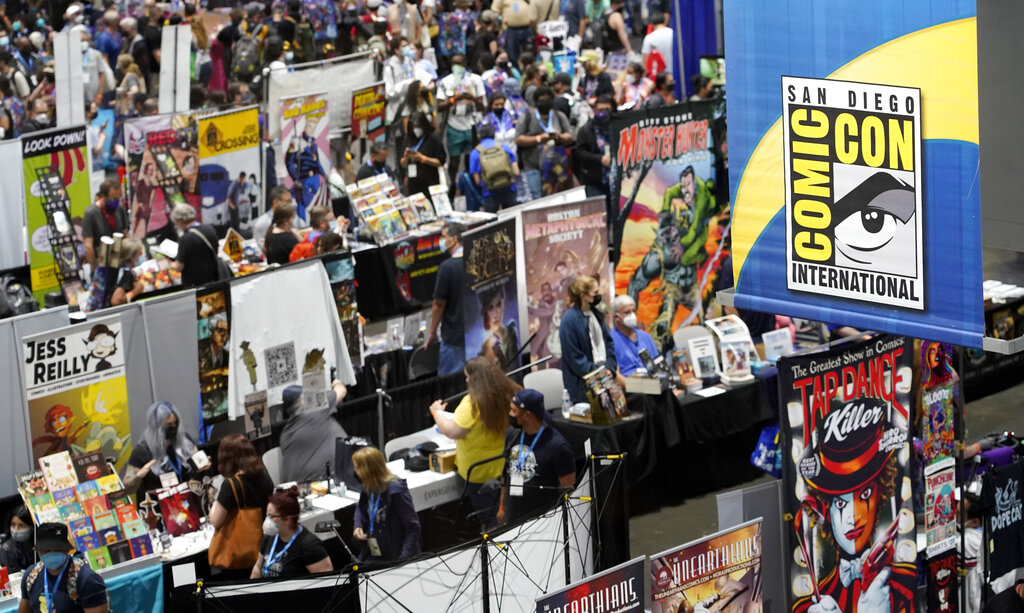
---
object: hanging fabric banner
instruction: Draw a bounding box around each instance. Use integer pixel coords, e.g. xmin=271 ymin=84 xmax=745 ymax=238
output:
xmin=278 ymin=92 xmax=330 ymax=222
xmin=197 ymin=106 xmax=262 ymax=233
xmin=461 ymin=218 xmax=521 ymax=370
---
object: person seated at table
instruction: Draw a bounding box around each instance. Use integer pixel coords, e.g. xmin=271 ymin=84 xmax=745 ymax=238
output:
xmin=0 ymin=506 xmax=34 ymax=573
xmin=430 ymin=356 xmax=520 ymax=527
xmin=19 ymin=522 xmax=109 ymax=613
xmin=263 ymin=201 xmax=302 ymax=265
xmin=497 ymin=390 xmax=575 ymax=526
xmin=351 ymin=447 xmax=421 ymax=562
xmin=251 ymin=488 xmax=333 ymax=579
xmin=123 ymin=401 xmax=206 ymax=498
xmin=558 ymin=276 xmax=625 ymax=404
xmin=279 ymin=380 xmax=349 ymax=483
xmin=609 ymin=295 xmax=661 ymax=376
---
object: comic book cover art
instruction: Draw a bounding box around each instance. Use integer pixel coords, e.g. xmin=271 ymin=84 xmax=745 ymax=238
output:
xmin=611 ymin=100 xmax=730 ymax=352
xmin=520 ymin=198 xmax=609 ymax=369
xmin=536 ymin=556 xmax=644 ymax=613
xmin=651 ymin=519 xmax=762 ymax=613
xmin=925 ymin=541 xmax=958 ymax=613
xmin=198 ymin=106 xmax=262 ymax=231
xmin=924 ymin=458 xmax=957 ymax=547
xmin=462 ymin=219 xmax=521 ymax=370
xmin=279 ymin=92 xmax=330 ymax=222
xmin=196 ymin=288 xmax=230 ymax=423
xmin=918 ymin=340 xmax=959 ymax=465
xmin=157 ymin=483 xmax=201 ymax=537
xmin=780 ymin=334 xmax=916 ymax=612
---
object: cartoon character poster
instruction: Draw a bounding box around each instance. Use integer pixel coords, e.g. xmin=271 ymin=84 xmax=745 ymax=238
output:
xmin=350 ymin=82 xmax=386 ymax=143
xmin=520 ymin=197 xmax=609 ymax=370
xmin=924 ymin=458 xmax=957 ymax=547
xmin=278 ymin=92 xmax=330 ymax=222
xmin=198 ymin=106 xmax=262 ymax=233
xmin=650 ymin=518 xmax=762 ymax=613
xmin=22 ymin=125 xmax=92 ymax=305
xmin=611 ymin=100 xmax=730 ymax=352
xmin=535 ymin=556 xmax=645 ymax=613
xmin=123 ymin=112 xmax=202 ymax=240
xmin=919 ymin=340 xmax=959 ymax=465
xmin=780 ymin=334 xmax=917 ymax=612
xmin=323 ymin=255 xmax=363 ymax=368
xmin=21 ymin=316 xmax=133 ymax=473
xmin=196 ymin=287 xmax=231 ymax=424
xmin=462 ymin=219 xmax=521 ymax=371
xmin=925 ymin=541 xmax=958 ymax=613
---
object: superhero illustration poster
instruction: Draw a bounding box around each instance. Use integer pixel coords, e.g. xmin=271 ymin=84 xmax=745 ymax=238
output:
xmin=520 ymin=197 xmax=609 ymax=369
xmin=22 ymin=125 xmax=91 ymax=305
xmin=611 ymin=100 xmax=730 ymax=352
xmin=196 ymin=287 xmax=231 ymax=424
xmin=198 ymin=106 xmax=262 ymax=233
xmin=462 ymin=219 xmax=521 ymax=371
xmin=650 ymin=518 xmax=762 ymax=613
xmin=780 ymin=334 xmax=917 ymax=612
xmin=278 ymin=92 xmax=330 ymax=223
xmin=536 ymin=556 xmax=645 ymax=613
xmin=924 ymin=457 xmax=956 ymax=547
xmin=918 ymin=340 xmax=959 ymax=465
xmin=21 ymin=316 xmax=133 ymax=473
xmin=123 ymin=112 xmax=202 ymax=240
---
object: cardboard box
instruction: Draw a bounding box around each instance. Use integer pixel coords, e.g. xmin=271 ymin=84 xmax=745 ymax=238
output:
xmin=429 ymin=450 xmax=457 ymax=474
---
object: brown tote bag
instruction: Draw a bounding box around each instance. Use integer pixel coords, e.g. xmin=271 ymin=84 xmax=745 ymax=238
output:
xmin=208 ymin=475 xmax=263 ymax=569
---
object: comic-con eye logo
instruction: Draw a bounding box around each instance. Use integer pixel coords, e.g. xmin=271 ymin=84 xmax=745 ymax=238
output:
xmin=782 ymin=76 xmax=924 ymax=311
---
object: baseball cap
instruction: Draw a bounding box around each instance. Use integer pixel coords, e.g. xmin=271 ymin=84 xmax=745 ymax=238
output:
xmin=282 ymin=385 xmax=303 ymax=411
xmin=36 ymin=523 xmax=73 ymax=552
xmin=552 ymin=72 xmax=572 ymax=87
xmin=512 ymin=389 xmax=547 ymax=420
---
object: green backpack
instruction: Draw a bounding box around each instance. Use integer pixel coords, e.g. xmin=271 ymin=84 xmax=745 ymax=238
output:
xmin=476 ymin=144 xmax=515 ymax=191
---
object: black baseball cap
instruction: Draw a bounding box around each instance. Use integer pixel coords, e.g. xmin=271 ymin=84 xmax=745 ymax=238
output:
xmin=36 ymin=523 xmax=72 ymax=551
xmin=512 ymin=389 xmax=547 ymax=420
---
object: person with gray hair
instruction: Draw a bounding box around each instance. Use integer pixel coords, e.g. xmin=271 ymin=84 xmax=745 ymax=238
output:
xmin=123 ymin=401 xmax=206 ymax=496
xmin=609 ymin=294 xmax=661 ymax=376
xmin=121 ymin=16 xmax=153 ymax=88
xmin=170 ymin=203 xmax=221 ymax=287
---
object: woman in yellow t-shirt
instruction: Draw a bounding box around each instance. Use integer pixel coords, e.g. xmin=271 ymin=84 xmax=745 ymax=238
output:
xmin=430 ymin=356 xmax=520 ymax=527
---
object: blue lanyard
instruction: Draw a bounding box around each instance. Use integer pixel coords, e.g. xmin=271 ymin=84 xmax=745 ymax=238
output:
xmin=166 ymin=449 xmax=182 ymax=479
xmin=43 ymin=558 xmax=71 ymax=613
xmin=489 ymin=112 xmax=512 ymax=133
xmin=412 ymin=136 xmax=426 ymax=152
xmin=516 ymin=424 xmax=546 ymax=471
xmin=534 ymin=109 xmax=553 ymax=134
xmin=368 ymin=493 xmax=382 ymax=533
xmin=264 ymin=526 xmax=303 ymax=575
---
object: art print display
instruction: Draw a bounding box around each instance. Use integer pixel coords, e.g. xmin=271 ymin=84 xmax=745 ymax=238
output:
xmin=611 ymin=100 xmax=730 ymax=352
xmin=323 ymin=255 xmax=362 ymax=368
xmin=924 ymin=458 xmax=956 ymax=547
xmin=726 ymin=0 xmax=983 ymax=347
xmin=779 ymin=334 xmax=916 ymax=612
xmin=124 ymin=112 xmax=202 ymax=240
xmin=650 ymin=518 xmax=762 ymax=613
xmin=279 ymin=92 xmax=330 ymax=221
xmin=461 ymin=219 xmax=521 ymax=370
xmin=520 ymin=198 xmax=609 ymax=369
xmin=919 ymin=340 xmax=959 ymax=465
xmin=925 ymin=541 xmax=958 ymax=613
xmin=536 ymin=556 xmax=645 ymax=613
xmin=22 ymin=125 xmax=91 ymax=304
xmin=196 ymin=288 xmax=231 ymax=423
xmin=21 ymin=317 xmax=133 ymax=473
xmin=198 ymin=106 xmax=262 ymax=232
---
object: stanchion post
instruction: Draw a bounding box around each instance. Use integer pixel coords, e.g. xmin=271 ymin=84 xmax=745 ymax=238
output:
xmin=480 ymin=536 xmax=491 ymax=613
xmin=376 ymin=388 xmax=386 ymax=449
xmin=561 ymin=493 xmax=571 ymax=585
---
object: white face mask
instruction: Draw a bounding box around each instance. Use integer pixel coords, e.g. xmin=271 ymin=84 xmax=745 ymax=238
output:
xmin=412 ymin=127 xmax=423 ymax=138
xmin=622 ymin=313 xmax=638 ymax=328
xmin=284 ymin=51 xmax=294 ymax=61
xmin=81 ymin=40 xmax=91 ymax=53
xmin=34 ymin=113 xmax=48 ymax=124
xmin=625 ymin=74 xmax=637 ymax=85
xmin=262 ymin=516 xmax=279 ymax=537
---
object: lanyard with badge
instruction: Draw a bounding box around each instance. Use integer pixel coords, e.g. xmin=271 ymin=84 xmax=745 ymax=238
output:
xmin=407 ymin=136 xmax=426 ymax=179
xmin=366 ymin=493 xmax=384 ymax=556
xmin=509 ymin=424 xmax=546 ymax=497
xmin=534 ymin=110 xmax=556 ymax=147
xmin=43 ymin=557 xmax=71 ymax=613
xmin=263 ymin=525 xmax=303 ymax=576
xmin=161 ymin=450 xmax=182 ymax=487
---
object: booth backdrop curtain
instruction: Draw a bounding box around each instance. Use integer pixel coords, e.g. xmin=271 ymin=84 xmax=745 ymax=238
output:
xmin=672 ymin=0 xmax=717 ymax=97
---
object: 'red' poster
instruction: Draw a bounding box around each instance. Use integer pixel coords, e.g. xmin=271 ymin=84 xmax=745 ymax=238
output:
xmin=779 ymin=334 xmax=917 ymax=612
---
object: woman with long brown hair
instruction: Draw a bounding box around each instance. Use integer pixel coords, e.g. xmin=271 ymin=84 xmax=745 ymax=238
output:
xmin=429 ymin=356 xmax=520 ymax=526
xmin=351 ymin=447 xmax=421 ymax=562
xmin=263 ymin=201 xmax=301 ymax=265
xmin=209 ymin=434 xmax=274 ymax=577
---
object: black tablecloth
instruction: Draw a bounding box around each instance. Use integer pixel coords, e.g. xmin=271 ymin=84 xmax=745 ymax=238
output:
xmin=353 ymin=231 xmax=448 ymax=320
xmin=338 ymin=372 xmax=466 ymax=445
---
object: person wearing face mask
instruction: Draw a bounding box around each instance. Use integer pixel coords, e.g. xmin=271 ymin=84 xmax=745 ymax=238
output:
xmin=643 ymin=70 xmax=676 ymax=109
xmin=558 ymin=276 xmax=625 ymax=403
xmin=428 ymin=222 xmax=468 ymax=375
xmin=514 ymin=85 xmax=573 ymax=200
xmin=438 ymin=52 xmax=486 ymax=193
xmin=355 ymin=141 xmax=397 ymax=183
xmin=608 ymin=295 xmax=660 ymax=376
xmin=19 ymin=523 xmax=109 ymax=613
xmin=0 ymin=506 xmax=34 ymax=573
xmin=109 ymin=239 xmax=148 ymax=306
xmin=352 ymin=447 xmax=421 ymax=562
xmin=616 ymin=62 xmax=653 ymax=108
xmin=0 ymin=49 xmax=30 ymax=98
xmin=497 ymin=389 xmax=575 ymax=525
xmin=123 ymin=401 xmax=206 ymax=499
xmin=81 ymin=179 xmax=129 ymax=268
xmin=251 ymin=489 xmax=332 ymax=579
xmin=576 ymin=50 xmax=614 ymax=106
xmin=572 ymin=94 xmax=613 ymax=200
xmin=401 ymin=111 xmax=446 ymax=201
xmin=481 ymin=92 xmax=517 ymax=150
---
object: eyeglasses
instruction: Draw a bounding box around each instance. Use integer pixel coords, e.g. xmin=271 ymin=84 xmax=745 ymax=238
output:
xmin=86 ymin=337 xmax=116 ymax=350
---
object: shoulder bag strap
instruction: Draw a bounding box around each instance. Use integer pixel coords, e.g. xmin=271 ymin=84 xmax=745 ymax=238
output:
xmin=188 ymin=227 xmax=217 ymax=255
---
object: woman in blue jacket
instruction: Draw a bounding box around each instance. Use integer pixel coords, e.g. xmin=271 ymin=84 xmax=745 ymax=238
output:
xmin=352 ymin=446 xmax=421 ymax=562
xmin=558 ymin=276 xmax=624 ymax=403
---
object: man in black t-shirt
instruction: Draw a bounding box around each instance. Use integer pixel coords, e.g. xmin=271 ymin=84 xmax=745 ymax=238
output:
xmin=169 ymin=203 xmax=220 ymax=288
xmin=428 ymin=222 xmax=468 ymax=375
xmin=498 ymin=389 xmax=576 ymax=525
xmin=82 ymin=179 xmax=130 ymax=268
xmin=983 ymin=580 xmax=1024 ymax=613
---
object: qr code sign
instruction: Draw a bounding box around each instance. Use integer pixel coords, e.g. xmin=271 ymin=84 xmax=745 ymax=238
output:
xmin=264 ymin=342 xmax=297 ymax=388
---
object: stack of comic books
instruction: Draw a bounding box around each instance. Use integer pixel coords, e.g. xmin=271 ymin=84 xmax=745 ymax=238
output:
xmin=582 ymin=368 xmax=629 ymax=425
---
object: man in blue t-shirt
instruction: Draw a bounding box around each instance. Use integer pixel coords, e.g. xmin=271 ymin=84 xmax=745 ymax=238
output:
xmin=498 ymin=389 xmax=576 ymax=525
xmin=20 ymin=522 xmax=108 ymax=613
xmin=609 ymin=295 xmax=661 ymax=376
xmin=428 ymin=222 xmax=468 ymax=375
xmin=469 ymin=123 xmax=519 ymax=213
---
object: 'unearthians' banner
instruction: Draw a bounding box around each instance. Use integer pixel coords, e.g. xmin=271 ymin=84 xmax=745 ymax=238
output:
xmin=780 ymin=334 xmax=916 ymax=612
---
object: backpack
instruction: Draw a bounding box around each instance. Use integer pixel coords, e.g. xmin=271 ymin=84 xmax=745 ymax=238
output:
xmin=0 ymin=275 xmax=38 ymax=318
xmin=582 ymin=15 xmax=605 ymax=48
xmin=475 ymin=144 xmax=515 ymax=191
xmin=295 ymin=21 xmax=315 ymax=61
xmin=231 ymin=26 xmax=262 ymax=81
xmin=438 ymin=11 xmax=471 ymax=57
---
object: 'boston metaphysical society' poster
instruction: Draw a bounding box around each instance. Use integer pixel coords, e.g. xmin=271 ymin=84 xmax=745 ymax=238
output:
xmin=462 ymin=218 xmax=520 ymax=370
xmin=779 ymin=335 xmax=916 ymax=612
xmin=279 ymin=92 xmax=330 ymax=222
xmin=536 ymin=556 xmax=645 ymax=613
xmin=650 ymin=518 xmax=762 ymax=613
xmin=198 ymin=106 xmax=262 ymax=233
xmin=611 ymin=100 xmax=730 ymax=351
xmin=21 ymin=316 xmax=133 ymax=472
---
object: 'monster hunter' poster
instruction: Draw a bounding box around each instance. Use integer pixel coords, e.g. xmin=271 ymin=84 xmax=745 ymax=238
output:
xmin=611 ymin=100 xmax=729 ymax=352
xmin=462 ymin=218 xmax=520 ymax=370
xmin=780 ymin=334 xmax=916 ymax=612
xmin=278 ymin=92 xmax=330 ymax=223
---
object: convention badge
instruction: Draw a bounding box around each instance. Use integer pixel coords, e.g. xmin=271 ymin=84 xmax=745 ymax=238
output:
xmin=191 ymin=450 xmax=211 ymax=471
xmin=160 ymin=471 xmax=180 ymax=488
xmin=407 ymin=163 xmax=418 ymax=179
xmin=367 ymin=537 xmax=382 ymax=557
xmin=455 ymin=101 xmax=467 ymax=117
xmin=509 ymin=473 xmax=524 ymax=497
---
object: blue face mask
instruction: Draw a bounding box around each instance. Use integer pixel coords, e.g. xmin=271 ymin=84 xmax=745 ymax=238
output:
xmin=438 ymin=237 xmax=448 ymax=253
xmin=135 ymin=254 xmax=146 ymax=267
xmin=328 ymin=219 xmax=338 ymax=232
xmin=106 ymin=198 xmax=121 ymax=211
xmin=41 ymin=552 xmax=68 ymax=571
xmin=0 ymin=37 xmax=9 ymax=48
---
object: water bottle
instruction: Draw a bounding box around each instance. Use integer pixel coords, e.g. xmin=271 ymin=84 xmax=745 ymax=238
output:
xmin=561 ymin=388 xmax=571 ymax=419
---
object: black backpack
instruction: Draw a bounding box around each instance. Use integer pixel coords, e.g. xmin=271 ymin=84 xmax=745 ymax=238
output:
xmin=0 ymin=276 xmax=38 ymax=318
